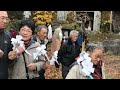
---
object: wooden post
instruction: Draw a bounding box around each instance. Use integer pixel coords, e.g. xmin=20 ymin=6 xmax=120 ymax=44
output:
xmin=81 ymin=21 xmax=86 ymax=51
xmin=102 ymin=63 xmax=106 ymax=79
xmin=110 ymin=11 xmax=113 ymax=32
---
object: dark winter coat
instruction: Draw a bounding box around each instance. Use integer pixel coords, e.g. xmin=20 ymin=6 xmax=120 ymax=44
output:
xmin=57 ymin=38 xmax=81 ymax=67
xmin=0 ymin=30 xmax=13 ymax=79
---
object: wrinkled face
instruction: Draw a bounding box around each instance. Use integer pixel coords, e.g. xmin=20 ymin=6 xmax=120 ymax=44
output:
xmin=37 ymin=28 xmax=47 ymax=41
xmin=0 ymin=11 xmax=9 ymax=29
xmin=70 ymin=33 xmax=78 ymax=42
xmin=19 ymin=25 xmax=32 ymax=43
xmin=89 ymin=48 xmax=103 ymax=65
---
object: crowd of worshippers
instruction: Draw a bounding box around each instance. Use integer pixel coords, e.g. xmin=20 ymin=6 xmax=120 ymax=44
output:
xmin=0 ymin=11 xmax=105 ymax=79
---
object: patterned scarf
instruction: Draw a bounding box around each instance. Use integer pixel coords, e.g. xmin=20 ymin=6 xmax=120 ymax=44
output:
xmin=92 ymin=61 xmax=103 ymax=79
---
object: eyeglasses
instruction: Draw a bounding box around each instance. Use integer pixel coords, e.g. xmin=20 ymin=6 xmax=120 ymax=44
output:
xmin=20 ymin=28 xmax=32 ymax=33
xmin=0 ymin=16 xmax=10 ymax=22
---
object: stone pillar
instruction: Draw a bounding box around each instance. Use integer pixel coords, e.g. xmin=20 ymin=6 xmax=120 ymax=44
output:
xmin=57 ymin=11 xmax=68 ymax=21
xmin=93 ymin=11 xmax=101 ymax=31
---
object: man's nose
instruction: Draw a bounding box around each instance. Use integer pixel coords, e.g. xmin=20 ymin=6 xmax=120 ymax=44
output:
xmin=97 ymin=58 xmax=101 ymax=62
xmin=23 ymin=30 xmax=28 ymax=34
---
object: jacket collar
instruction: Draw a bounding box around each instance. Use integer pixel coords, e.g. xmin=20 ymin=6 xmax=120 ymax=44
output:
xmin=26 ymin=41 xmax=40 ymax=50
xmin=0 ymin=29 xmax=4 ymax=34
xmin=67 ymin=38 xmax=79 ymax=45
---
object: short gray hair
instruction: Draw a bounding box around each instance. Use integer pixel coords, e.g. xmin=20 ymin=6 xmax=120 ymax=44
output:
xmin=69 ymin=30 xmax=79 ymax=37
xmin=36 ymin=25 xmax=48 ymax=32
xmin=86 ymin=43 xmax=104 ymax=53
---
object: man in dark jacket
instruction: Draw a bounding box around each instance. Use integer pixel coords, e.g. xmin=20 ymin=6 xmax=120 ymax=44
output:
xmin=0 ymin=11 xmax=13 ymax=79
xmin=57 ymin=30 xmax=81 ymax=79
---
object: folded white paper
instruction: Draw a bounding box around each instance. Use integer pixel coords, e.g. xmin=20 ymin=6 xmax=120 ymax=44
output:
xmin=49 ymin=51 xmax=59 ymax=65
xmin=11 ymin=35 xmax=25 ymax=54
xmin=77 ymin=51 xmax=95 ymax=77
xmin=34 ymin=45 xmax=49 ymax=61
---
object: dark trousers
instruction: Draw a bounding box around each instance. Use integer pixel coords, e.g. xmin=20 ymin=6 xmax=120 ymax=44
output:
xmin=0 ymin=73 xmax=8 ymax=79
xmin=62 ymin=65 xmax=69 ymax=79
xmin=39 ymin=69 xmax=45 ymax=79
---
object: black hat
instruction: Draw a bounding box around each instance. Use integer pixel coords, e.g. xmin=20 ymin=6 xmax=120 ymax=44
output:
xmin=19 ymin=19 xmax=35 ymax=35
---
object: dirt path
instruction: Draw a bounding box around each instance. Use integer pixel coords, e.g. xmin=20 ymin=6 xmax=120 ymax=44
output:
xmin=104 ymin=52 xmax=120 ymax=79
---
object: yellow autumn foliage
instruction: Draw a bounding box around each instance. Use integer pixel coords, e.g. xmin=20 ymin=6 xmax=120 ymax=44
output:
xmin=33 ymin=11 xmax=54 ymax=26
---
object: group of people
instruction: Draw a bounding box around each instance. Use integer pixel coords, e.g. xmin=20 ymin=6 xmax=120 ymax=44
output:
xmin=0 ymin=11 xmax=105 ymax=79
xmin=56 ymin=30 xmax=105 ymax=79
xmin=0 ymin=11 xmax=48 ymax=79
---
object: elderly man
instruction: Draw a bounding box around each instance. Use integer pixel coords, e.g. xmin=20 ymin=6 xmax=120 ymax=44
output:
xmin=57 ymin=30 xmax=81 ymax=79
xmin=0 ymin=11 xmax=13 ymax=79
xmin=33 ymin=25 xmax=48 ymax=45
xmin=32 ymin=25 xmax=48 ymax=79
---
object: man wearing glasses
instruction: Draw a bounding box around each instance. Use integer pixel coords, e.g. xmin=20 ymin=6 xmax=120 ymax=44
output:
xmin=0 ymin=11 xmax=13 ymax=79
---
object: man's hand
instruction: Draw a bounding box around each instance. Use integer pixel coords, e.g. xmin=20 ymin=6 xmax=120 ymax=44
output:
xmin=0 ymin=50 xmax=4 ymax=58
xmin=8 ymin=50 xmax=17 ymax=60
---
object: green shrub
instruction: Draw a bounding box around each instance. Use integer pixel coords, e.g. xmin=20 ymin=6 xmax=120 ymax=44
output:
xmin=5 ymin=20 xmax=21 ymax=33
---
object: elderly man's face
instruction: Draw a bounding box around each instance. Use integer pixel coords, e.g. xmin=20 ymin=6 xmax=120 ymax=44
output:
xmin=37 ymin=28 xmax=47 ymax=41
xmin=0 ymin=11 xmax=9 ymax=29
xmin=70 ymin=33 xmax=78 ymax=42
xmin=89 ymin=48 xmax=103 ymax=65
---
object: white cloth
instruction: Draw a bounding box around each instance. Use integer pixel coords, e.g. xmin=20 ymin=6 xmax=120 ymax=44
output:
xmin=11 ymin=35 xmax=25 ymax=54
xmin=33 ymin=45 xmax=49 ymax=61
xmin=23 ymin=11 xmax=31 ymax=19
xmin=76 ymin=51 xmax=94 ymax=77
xmin=48 ymin=25 xmax=52 ymax=40
xmin=49 ymin=51 xmax=59 ymax=65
